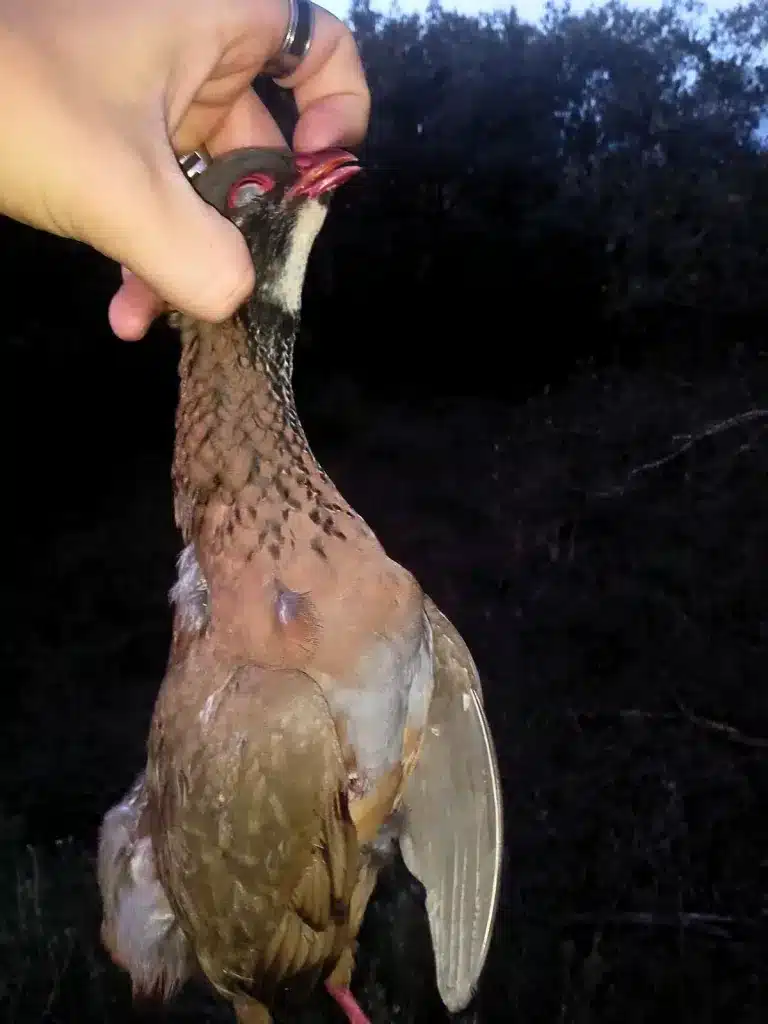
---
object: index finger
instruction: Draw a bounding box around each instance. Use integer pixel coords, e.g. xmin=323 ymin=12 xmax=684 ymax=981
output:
xmin=274 ymin=4 xmax=370 ymax=152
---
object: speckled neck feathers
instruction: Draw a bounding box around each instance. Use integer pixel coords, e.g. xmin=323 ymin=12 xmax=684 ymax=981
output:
xmin=170 ymin=206 xmax=335 ymax=561
xmin=172 ymin=301 xmax=304 ymax=544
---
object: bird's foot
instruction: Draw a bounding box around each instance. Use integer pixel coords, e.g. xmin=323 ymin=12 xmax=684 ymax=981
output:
xmin=325 ymin=982 xmax=371 ymax=1024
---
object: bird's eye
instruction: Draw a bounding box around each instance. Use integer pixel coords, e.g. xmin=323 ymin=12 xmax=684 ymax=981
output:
xmin=227 ymin=173 xmax=275 ymax=209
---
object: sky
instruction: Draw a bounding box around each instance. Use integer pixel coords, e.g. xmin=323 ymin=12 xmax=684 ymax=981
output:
xmin=321 ymin=0 xmax=745 ymax=24
xmin=318 ymin=0 xmax=766 ymax=140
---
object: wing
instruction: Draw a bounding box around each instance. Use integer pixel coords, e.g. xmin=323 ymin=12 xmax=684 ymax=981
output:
xmin=399 ymin=596 xmax=503 ymax=1013
xmin=147 ymin=662 xmax=361 ymax=1009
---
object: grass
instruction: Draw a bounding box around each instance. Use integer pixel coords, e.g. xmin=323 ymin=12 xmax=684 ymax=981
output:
xmin=0 ymin=816 xmax=111 ymax=1023
xmin=0 ymin=817 xmax=234 ymax=1024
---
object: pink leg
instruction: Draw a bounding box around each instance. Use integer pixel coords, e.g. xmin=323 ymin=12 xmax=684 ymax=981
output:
xmin=325 ymin=982 xmax=371 ymax=1024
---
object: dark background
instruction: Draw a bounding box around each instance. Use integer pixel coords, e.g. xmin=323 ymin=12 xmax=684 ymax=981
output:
xmin=2 ymin=1 xmax=768 ymax=1021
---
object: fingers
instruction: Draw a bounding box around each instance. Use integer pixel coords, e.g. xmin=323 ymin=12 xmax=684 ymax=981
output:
xmin=293 ymin=90 xmax=369 ymax=152
xmin=206 ymin=87 xmax=288 ymax=155
xmin=106 ymin=4 xmax=370 ymax=340
xmin=92 ymin=125 xmax=255 ymax=327
xmin=276 ymin=6 xmax=370 ymax=151
xmin=109 ymin=268 xmax=166 ymax=341
xmin=109 ymin=88 xmax=289 ymax=341
xmin=169 ymin=70 xmax=284 ymax=156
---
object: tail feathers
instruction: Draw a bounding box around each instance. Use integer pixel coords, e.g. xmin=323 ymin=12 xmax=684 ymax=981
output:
xmin=98 ymin=774 xmax=192 ymax=1000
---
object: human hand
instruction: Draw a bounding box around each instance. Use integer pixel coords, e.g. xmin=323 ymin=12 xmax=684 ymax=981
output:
xmin=0 ymin=0 xmax=369 ymax=339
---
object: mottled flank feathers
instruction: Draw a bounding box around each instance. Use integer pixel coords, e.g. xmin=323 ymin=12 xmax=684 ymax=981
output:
xmin=97 ymin=774 xmax=192 ymax=999
xmin=169 ymin=543 xmax=209 ymax=633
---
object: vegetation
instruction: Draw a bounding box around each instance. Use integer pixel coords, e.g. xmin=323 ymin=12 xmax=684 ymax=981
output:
xmin=300 ymin=0 xmax=768 ymax=396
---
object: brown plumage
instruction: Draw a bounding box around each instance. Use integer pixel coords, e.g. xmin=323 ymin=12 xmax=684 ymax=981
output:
xmin=98 ymin=148 xmax=503 ymax=1024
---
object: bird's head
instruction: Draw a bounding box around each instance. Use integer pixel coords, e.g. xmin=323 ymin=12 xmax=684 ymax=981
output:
xmin=191 ymin=147 xmax=361 ymax=315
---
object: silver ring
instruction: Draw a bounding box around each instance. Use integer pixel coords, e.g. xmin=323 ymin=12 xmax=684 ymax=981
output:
xmin=179 ymin=0 xmax=314 ymax=180
xmin=261 ymin=0 xmax=315 ymax=80
xmin=179 ymin=148 xmax=210 ymax=180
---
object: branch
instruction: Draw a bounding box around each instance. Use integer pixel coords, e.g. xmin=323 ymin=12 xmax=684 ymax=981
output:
xmin=569 ymin=705 xmax=768 ymax=748
xmin=592 ymin=408 xmax=768 ymax=499
xmin=676 ymin=701 xmax=768 ymax=749
xmin=569 ymin=708 xmax=681 ymax=726
xmin=564 ymin=911 xmax=760 ymax=940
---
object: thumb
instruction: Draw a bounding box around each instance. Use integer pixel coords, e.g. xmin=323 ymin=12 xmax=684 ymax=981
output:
xmin=85 ymin=132 xmax=255 ymax=322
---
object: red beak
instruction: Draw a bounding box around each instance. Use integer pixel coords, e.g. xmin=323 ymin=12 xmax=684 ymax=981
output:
xmin=286 ymin=149 xmax=361 ymax=200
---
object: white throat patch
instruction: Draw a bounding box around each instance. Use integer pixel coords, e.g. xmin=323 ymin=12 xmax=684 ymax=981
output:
xmin=268 ymin=199 xmax=328 ymax=313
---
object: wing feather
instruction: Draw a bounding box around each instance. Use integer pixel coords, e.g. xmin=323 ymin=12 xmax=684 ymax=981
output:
xmin=399 ymin=597 xmax=503 ymax=1013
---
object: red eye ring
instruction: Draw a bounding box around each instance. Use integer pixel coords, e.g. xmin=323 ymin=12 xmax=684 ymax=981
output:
xmin=227 ymin=173 xmax=274 ymax=209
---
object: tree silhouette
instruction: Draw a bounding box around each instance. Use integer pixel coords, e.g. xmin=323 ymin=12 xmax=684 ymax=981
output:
xmin=294 ymin=0 xmax=768 ymax=395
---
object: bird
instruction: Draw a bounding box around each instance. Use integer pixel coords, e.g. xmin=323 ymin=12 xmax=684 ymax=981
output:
xmin=97 ymin=147 xmax=503 ymax=1024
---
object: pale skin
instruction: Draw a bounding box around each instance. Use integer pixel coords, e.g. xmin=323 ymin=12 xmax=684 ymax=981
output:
xmin=0 ymin=0 xmax=370 ymax=340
